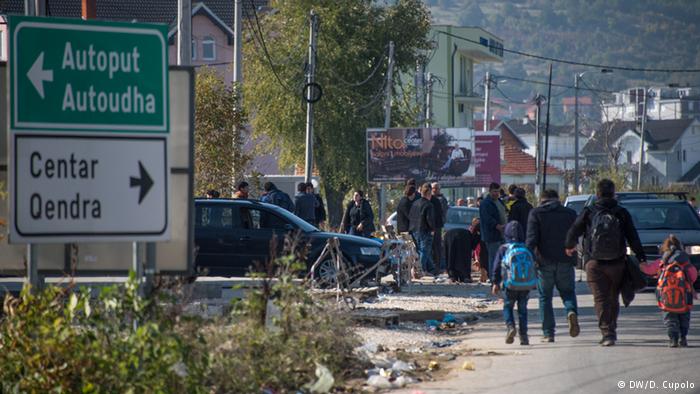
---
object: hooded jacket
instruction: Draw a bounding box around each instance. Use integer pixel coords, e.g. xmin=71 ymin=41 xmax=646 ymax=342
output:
xmin=565 ymin=197 xmax=646 ymax=262
xmin=526 ymin=199 xmax=577 ymax=265
xmin=491 ymin=221 xmax=526 ymax=286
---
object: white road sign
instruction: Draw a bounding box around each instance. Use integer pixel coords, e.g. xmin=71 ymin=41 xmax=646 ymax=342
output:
xmin=10 ymin=135 xmax=168 ymax=242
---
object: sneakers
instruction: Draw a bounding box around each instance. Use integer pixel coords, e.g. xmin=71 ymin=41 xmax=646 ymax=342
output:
xmin=541 ymin=336 xmax=555 ymax=343
xmin=505 ymin=325 xmax=516 ymax=344
xmin=680 ymin=337 xmax=688 ymax=347
xmin=670 ymin=338 xmax=680 ymax=348
xmin=520 ymin=335 xmax=529 ymax=346
xmin=567 ymin=312 xmax=580 ymax=338
xmin=601 ymin=338 xmax=615 ymax=347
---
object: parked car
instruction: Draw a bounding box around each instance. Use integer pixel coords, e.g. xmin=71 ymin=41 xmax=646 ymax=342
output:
xmin=384 ymin=206 xmax=479 ymax=231
xmin=194 ymin=199 xmax=385 ymax=283
xmin=584 ymin=191 xmax=687 ymax=207
xmin=621 ymin=199 xmax=700 ymax=289
xmin=564 ymin=194 xmax=591 ymax=215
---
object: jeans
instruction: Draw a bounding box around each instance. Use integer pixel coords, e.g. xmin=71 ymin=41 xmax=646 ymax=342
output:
xmin=433 ymin=229 xmax=444 ymax=271
xmin=586 ymin=258 xmax=625 ymax=339
xmin=415 ymin=230 xmax=435 ymax=274
xmin=503 ymin=289 xmax=529 ymax=336
xmin=664 ymin=312 xmax=691 ymax=339
xmin=537 ymin=263 xmax=578 ymax=337
xmin=486 ymin=241 xmax=502 ymax=281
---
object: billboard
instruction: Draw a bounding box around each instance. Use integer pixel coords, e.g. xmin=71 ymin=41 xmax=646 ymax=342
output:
xmin=367 ymin=128 xmax=500 ymax=186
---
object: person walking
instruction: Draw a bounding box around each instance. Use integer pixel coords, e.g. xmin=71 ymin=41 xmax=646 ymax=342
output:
xmin=340 ymin=190 xmax=375 ymax=237
xmin=396 ymin=185 xmax=417 ymax=233
xmin=508 ymin=187 xmax=533 ymax=230
xmin=565 ymin=179 xmax=647 ymax=346
xmin=431 ymin=182 xmax=448 ymax=272
xmin=526 ymin=189 xmax=579 ymax=343
xmin=479 ymin=182 xmax=507 ymax=281
xmin=308 ymin=182 xmax=327 ymax=228
xmin=294 ymin=182 xmax=317 ymax=225
xmin=492 ymin=221 xmax=537 ymax=346
xmin=409 ymin=183 xmax=436 ymax=275
xmin=261 ymin=182 xmax=294 ymax=212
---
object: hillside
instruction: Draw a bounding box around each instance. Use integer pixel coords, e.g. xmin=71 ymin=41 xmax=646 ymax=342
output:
xmin=426 ymin=0 xmax=700 ymax=121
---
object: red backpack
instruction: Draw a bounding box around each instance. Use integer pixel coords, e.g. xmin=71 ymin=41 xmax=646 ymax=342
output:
xmin=656 ymin=253 xmax=693 ymax=313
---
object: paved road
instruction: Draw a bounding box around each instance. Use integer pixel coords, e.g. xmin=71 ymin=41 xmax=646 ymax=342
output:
xmin=395 ymin=280 xmax=700 ymax=394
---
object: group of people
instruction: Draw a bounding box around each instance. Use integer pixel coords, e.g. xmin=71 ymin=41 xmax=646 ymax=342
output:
xmin=395 ymin=179 xmax=450 ymax=276
xmin=489 ymin=178 xmax=696 ymax=348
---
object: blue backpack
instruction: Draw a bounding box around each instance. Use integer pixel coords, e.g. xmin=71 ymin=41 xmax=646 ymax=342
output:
xmin=502 ymin=243 xmax=537 ymax=291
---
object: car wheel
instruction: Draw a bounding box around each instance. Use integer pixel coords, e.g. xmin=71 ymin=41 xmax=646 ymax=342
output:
xmin=315 ymin=258 xmax=338 ymax=287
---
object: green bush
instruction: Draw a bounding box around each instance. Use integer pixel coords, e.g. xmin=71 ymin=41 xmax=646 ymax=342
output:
xmin=0 ymin=257 xmax=363 ymax=393
xmin=0 ymin=274 xmax=208 ymax=394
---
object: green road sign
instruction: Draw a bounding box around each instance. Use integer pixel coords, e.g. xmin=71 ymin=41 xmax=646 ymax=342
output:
xmin=9 ymin=16 xmax=168 ymax=132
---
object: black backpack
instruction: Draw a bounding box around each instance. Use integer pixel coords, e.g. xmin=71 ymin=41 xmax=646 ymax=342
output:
xmin=589 ymin=206 xmax=623 ymax=260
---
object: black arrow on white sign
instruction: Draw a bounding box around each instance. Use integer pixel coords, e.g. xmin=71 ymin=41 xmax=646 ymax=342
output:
xmin=130 ymin=161 xmax=154 ymax=204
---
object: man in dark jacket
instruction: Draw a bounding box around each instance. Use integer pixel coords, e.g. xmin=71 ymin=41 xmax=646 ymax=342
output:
xmin=396 ymin=185 xmax=417 ymax=233
xmin=479 ymin=182 xmax=507 ymax=281
xmin=431 ymin=182 xmax=448 ymax=271
xmin=293 ymin=182 xmax=317 ymax=225
xmin=565 ymin=179 xmax=647 ymax=346
xmin=526 ymin=189 xmax=578 ymax=343
xmin=308 ymin=182 xmax=326 ymax=227
xmin=261 ymin=182 xmax=294 ymax=212
xmin=409 ymin=183 xmax=436 ymax=275
xmin=508 ymin=187 xmax=533 ymax=230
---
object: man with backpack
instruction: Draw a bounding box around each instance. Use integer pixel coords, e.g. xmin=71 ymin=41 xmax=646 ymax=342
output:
xmin=492 ymin=221 xmax=537 ymax=345
xmin=565 ymin=179 xmax=647 ymax=346
xmin=261 ymin=182 xmax=294 ymax=212
xmin=527 ymin=189 xmax=579 ymax=343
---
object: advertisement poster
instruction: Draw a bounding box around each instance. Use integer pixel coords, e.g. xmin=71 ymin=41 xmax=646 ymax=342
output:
xmin=367 ymin=128 xmax=500 ymax=186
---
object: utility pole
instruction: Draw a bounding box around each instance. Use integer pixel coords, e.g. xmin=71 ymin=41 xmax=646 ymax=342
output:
xmin=574 ymin=74 xmax=580 ymax=194
xmin=425 ymin=72 xmax=433 ymax=127
xmin=637 ymin=88 xmax=647 ymax=191
xmin=483 ymin=71 xmax=491 ymax=131
xmin=384 ymin=41 xmax=395 ymax=129
xmin=533 ymin=94 xmax=545 ymax=196
xmin=177 ymin=0 xmax=191 ymax=65
xmin=379 ymin=41 xmax=395 ymax=225
xmin=415 ymin=60 xmax=425 ymax=126
xmin=233 ymin=0 xmax=243 ymax=84
xmin=304 ymin=11 xmax=319 ymax=184
xmin=542 ymin=64 xmax=553 ymax=194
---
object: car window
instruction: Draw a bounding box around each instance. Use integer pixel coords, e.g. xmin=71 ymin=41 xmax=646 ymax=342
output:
xmin=240 ymin=207 xmax=290 ymax=230
xmin=566 ymin=200 xmax=585 ymax=214
xmin=195 ymin=205 xmax=235 ymax=229
xmin=625 ymin=204 xmax=700 ymax=230
xmin=446 ymin=208 xmax=478 ymax=225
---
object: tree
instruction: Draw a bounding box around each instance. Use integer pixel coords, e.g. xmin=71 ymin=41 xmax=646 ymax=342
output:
xmin=244 ymin=0 xmax=430 ymax=225
xmin=194 ymin=67 xmax=248 ymax=197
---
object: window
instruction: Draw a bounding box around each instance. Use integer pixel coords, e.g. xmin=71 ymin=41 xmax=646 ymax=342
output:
xmin=689 ymin=101 xmax=694 ymax=111
xmin=202 ymin=36 xmax=215 ymax=60
xmin=626 ymin=151 xmax=632 ymax=164
xmin=191 ymin=39 xmax=196 ymax=60
xmin=240 ymin=208 xmax=289 ymax=230
xmin=458 ymin=103 xmax=464 ymax=113
xmin=683 ymin=150 xmax=686 ymax=162
xmin=195 ymin=206 xmax=234 ymax=229
xmin=459 ymin=56 xmax=467 ymax=94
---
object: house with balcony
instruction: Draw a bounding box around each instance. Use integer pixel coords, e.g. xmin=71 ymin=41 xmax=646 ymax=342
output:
xmin=601 ymin=87 xmax=700 ymax=122
xmin=423 ymin=25 xmax=503 ymax=129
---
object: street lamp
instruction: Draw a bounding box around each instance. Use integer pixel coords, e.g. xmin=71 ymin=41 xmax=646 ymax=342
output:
xmin=574 ymin=69 xmax=613 ymax=193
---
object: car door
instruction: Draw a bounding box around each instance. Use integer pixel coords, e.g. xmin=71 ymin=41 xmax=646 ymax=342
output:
xmin=194 ymin=203 xmax=243 ymax=275
xmin=235 ymin=206 xmax=296 ymax=271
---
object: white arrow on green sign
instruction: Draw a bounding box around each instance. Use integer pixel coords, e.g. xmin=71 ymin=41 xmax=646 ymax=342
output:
xmin=10 ymin=16 xmax=169 ymax=132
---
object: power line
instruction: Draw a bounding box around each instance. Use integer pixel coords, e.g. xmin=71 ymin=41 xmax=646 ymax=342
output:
xmin=247 ymin=0 xmax=297 ymax=93
xmin=437 ymin=30 xmax=700 ymax=73
xmin=495 ymin=74 xmax=617 ymax=94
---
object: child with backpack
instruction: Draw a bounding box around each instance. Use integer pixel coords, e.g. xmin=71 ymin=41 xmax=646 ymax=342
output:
xmin=640 ymin=235 xmax=698 ymax=348
xmin=492 ymin=221 xmax=537 ymax=345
